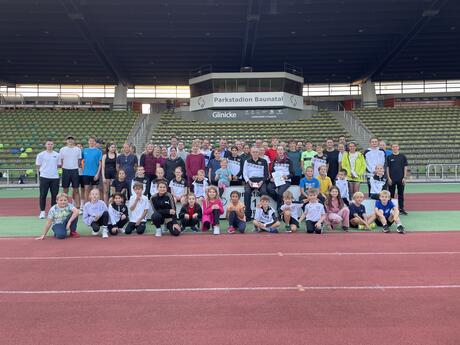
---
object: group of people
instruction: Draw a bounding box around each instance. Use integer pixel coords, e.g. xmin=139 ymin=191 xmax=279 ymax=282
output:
xmin=36 ymin=134 xmax=409 ymax=239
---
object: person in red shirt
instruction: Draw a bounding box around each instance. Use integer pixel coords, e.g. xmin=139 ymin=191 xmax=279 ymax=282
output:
xmin=179 ymin=194 xmax=202 ymax=232
xmin=185 ymin=139 xmax=205 ymax=189
xmin=265 ymin=137 xmax=279 ymax=171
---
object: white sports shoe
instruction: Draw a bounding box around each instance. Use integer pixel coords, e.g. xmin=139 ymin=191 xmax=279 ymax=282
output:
xmin=213 ymin=226 xmax=220 ymax=235
xmin=92 ymin=230 xmax=99 ymax=236
xmin=102 ymin=227 xmax=109 ymax=239
xmin=39 ymin=211 xmax=46 ymax=219
xmin=155 ymin=228 xmax=162 ymax=237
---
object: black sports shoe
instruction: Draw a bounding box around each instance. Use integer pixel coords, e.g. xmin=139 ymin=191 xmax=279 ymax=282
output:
xmin=383 ymin=224 xmax=390 ymax=233
xmin=396 ymin=225 xmax=405 ymax=234
xmin=191 ymin=226 xmax=199 ymax=232
xmin=342 ymin=226 xmax=349 ymax=232
xmin=400 ymin=209 xmax=408 ymax=215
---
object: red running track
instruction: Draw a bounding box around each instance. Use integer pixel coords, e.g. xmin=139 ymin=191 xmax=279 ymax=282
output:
xmin=1 ymin=233 xmax=460 ymax=345
xmin=1 ymin=192 xmax=460 ymax=216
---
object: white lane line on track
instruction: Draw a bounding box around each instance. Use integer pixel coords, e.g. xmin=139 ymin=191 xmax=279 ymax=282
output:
xmin=0 ymin=251 xmax=460 ymax=260
xmin=1 ymin=285 xmax=460 ymax=295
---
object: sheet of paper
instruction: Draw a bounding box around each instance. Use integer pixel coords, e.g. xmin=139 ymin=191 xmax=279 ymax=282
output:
xmin=272 ymin=170 xmax=286 ymax=187
xmin=227 ymin=159 xmax=241 ymax=176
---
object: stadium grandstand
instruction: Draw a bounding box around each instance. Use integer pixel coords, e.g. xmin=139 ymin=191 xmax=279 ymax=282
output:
xmin=1 ymin=1 xmax=460 ymax=344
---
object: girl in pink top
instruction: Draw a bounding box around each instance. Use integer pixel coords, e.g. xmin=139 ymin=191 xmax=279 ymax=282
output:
xmin=201 ymin=185 xmax=224 ymax=235
xmin=325 ymin=186 xmax=350 ymax=231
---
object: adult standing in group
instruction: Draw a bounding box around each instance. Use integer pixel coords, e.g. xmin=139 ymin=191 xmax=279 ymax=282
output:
xmin=82 ymin=136 xmax=103 ymax=204
xmin=59 ymin=135 xmax=81 ymax=211
xmin=176 ymin=141 xmax=189 ymax=162
xmin=140 ymin=143 xmax=165 ymax=197
xmin=211 ymin=138 xmax=231 ymax=159
xmin=325 ymin=138 xmax=340 ymax=184
xmin=200 ymin=139 xmax=212 ymax=168
xmin=341 ymin=141 xmax=366 ymax=199
xmin=116 ymin=142 xmax=138 ymax=185
xmin=36 ymin=139 xmax=60 ymax=219
xmin=287 ymin=140 xmax=302 ymax=185
xmin=185 ymin=139 xmax=205 ymax=188
xmin=167 ymin=135 xmax=178 ymax=157
xmin=338 ymin=135 xmax=348 ymax=151
xmin=101 ymin=142 xmax=117 ymax=204
xmin=242 ymin=147 xmax=270 ymax=220
xmin=267 ymin=146 xmax=295 ymax=211
xmin=164 ymin=147 xmax=186 ymax=182
xmin=364 ymin=137 xmax=386 ymax=195
xmin=386 ymin=143 xmax=408 ymax=215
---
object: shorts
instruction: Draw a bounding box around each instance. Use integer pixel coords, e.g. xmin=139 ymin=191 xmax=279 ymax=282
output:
xmin=281 ymin=214 xmax=300 ymax=227
xmin=78 ymin=175 xmax=84 ymax=188
xmin=376 ymin=216 xmax=394 ymax=227
xmin=62 ymin=169 xmax=79 ymax=189
xmin=82 ymin=175 xmax=99 ymax=186
xmin=105 ymin=169 xmax=117 ymax=180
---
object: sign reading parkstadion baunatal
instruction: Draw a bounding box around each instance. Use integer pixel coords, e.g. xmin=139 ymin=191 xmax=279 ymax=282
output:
xmin=190 ymin=92 xmax=304 ymax=111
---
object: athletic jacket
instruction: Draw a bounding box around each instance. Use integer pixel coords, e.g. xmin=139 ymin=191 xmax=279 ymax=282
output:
xmin=254 ymin=206 xmax=278 ymax=225
xmin=108 ymin=203 xmax=129 ymax=225
xmin=192 ymin=178 xmax=208 ymax=199
xmin=364 ymin=148 xmax=386 ymax=176
xmin=370 ymin=174 xmax=387 ymax=195
xmin=178 ymin=203 xmax=203 ymax=220
xmin=271 ymin=156 xmax=295 ymax=182
xmin=242 ymin=158 xmax=269 ymax=183
xmin=151 ymin=193 xmax=176 ymax=218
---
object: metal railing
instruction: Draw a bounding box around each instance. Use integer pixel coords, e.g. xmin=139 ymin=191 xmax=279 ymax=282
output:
xmin=128 ymin=113 xmax=149 ymax=153
xmin=337 ymin=104 xmax=372 ymax=145
xmin=426 ymin=164 xmax=460 ymax=181
xmin=0 ymin=168 xmax=39 ymax=187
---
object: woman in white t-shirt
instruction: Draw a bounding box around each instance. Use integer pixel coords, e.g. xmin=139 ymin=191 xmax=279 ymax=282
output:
xmin=36 ymin=139 xmax=60 ymax=219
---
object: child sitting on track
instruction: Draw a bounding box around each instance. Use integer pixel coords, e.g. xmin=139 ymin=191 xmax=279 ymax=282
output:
xmin=226 ymin=190 xmax=246 ymax=234
xmin=280 ymin=190 xmax=304 ymax=233
xmin=36 ymin=193 xmax=80 ymax=240
xmin=299 ymin=188 xmax=326 ymax=234
xmin=151 ymin=181 xmax=182 ymax=237
xmin=125 ymin=182 xmax=150 ymax=235
xmin=375 ymin=190 xmax=405 ymax=234
xmin=324 ymin=186 xmax=350 ymax=232
xmin=179 ymin=193 xmax=202 ymax=232
xmin=253 ymin=195 xmax=280 ymax=233
xmin=108 ymin=192 xmax=129 ymax=235
xmin=83 ymin=189 xmax=109 ymax=239
xmin=348 ymin=192 xmax=376 ymax=230
xmin=201 ymin=185 xmax=224 ymax=235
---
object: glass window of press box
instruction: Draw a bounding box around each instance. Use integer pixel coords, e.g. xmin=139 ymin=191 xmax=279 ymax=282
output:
xmin=190 ymin=78 xmax=303 ymax=97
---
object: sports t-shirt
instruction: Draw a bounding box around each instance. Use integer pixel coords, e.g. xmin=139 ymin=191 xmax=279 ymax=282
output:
xmin=280 ymin=202 xmax=304 ymax=221
xmin=116 ymin=154 xmax=138 ymax=181
xmin=36 ymin=151 xmax=60 ymax=179
xmin=169 ymin=178 xmax=187 ymax=197
xmin=318 ymin=175 xmax=332 ymax=195
xmin=386 ymin=153 xmax=408 ymax=182
xmin=349 ymin=202 xmax=366 ymax=219
xmin=254 ymin=206 xmax=277 ymax=225
xmin=303 ymin=201 xmax=325 ymax=222
xmin=112 ymin=179 xmax=129 ymax=194
xmin=287 ymin=150 xmax=302 ymax=177
xmin=47 ymin=204 xmax=75 ymax=225
xmin=82 ymin=147 xmax=102 ymax=177
xmin=325 ymin=149 xmax=339 ymax=181
xmin=128 ymin=195 xmax=149 ymax=222
xmin=375 ymin=200 xmax=395 ymax=218
xmin=335 ymin=179 xmax=349 ymax=201
xmin=301 ymin=150 xmax=317 ymax=170
xmin=192 ymin=178 xmax=208 ymax=199
xmin=131 ymin=176 xmax=148 ymax=196
xmin=312 ymin=154 xmax=328 ymax=177
xmin=370 ymin=174 xmax=387 ymax=195
xmin=299 ymin=177 xmax=320 ymax=192
xmin=59 ymin=146 xmax=81 ymax=170
xmin=215 ymin=167 xmax=232 ymax=186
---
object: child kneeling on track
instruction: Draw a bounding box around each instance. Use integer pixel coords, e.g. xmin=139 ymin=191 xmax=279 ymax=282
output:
xmin=36 ymin=193 xmax=80 ymax=240
xmin=369 ymin=164 xmax=387 ymax=200
xmin=83 ymin=189 xmax=109 ymax=238
xmin=226 ymin=190 xmax=246 ymax=234
xmin=201 ymin=185 xmax=224 ymax=235
xmin=375 ymin=190 xmax=405 ymax=234
xmin=179 ymin=193 xmax=202 ymax=232
xmin=280 ymin=190 xmax=304 ymax=233
xmin=126 ymin=182 xmax=150 ymax=235
xmin=108 ymin=192 xmax=129 ymax=235
xmin=253 ymin=195 xmax=280 ymax=233
xmin=151 ymin=181 xmax=182 ymax=237
xmin=349 ymin=192 xmax=376 ymax=230
xmin=325 ymin=186 xmax=350 ymax=232
xmin=299 ymin=188 xmax=326 ymax=234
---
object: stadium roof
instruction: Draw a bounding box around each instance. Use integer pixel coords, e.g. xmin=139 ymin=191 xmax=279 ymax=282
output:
xmin=1 ymin=0 xmax=459 ymax=86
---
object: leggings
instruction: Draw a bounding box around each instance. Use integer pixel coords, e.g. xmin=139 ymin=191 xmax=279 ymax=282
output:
xmin=151 ymin=212 xmax=181 ymax=236
xmin=125 ymin=221 xmax=146 ymax=235
xmin=203 ymin=209 xmax=221 ymax=230
xmin=108 ymin=218 xmax=129 ymax=235
xmin=90 ymin=211 xmax=109 ymax=232
xmin=39 ymin=177 xmax=60 ymax=211
xmin=180 ymin=217 xmax=200 ymax=229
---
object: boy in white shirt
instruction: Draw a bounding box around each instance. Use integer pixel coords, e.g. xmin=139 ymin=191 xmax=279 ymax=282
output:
xmin=335 ymin=169 xmax=350 ymax=205
xmin=280 ymin=190 xmax=304 ymax=233
xmin=126 ymin=182 xmax=149 ymax=235
xmin=253 ymin=195 xmax=280 ymax=233
xmin=300 ymin=189 xmax=326 ymax=234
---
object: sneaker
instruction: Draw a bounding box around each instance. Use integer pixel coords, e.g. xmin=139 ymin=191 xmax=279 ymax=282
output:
xmin=69 ymin=231 xmax=80 ymax=238
xmin=155 ymin=228 xmax=162 ymax=237
xmin=370 ymin=222 xmax=377 ymax=229
xmin=39 ymin=211 xmax=46 ymax=219
xmin=78 ymin=209 xmax=83 ymax=215
xmin=342 ymin=226 xmax=349 ymax=232
xmin=119 ymin=227 xmax=125 ymax=234
xmin=383 ymin=224 xmax=390 ymax=233
xmin=358 ymin=224 xmax=365 ymax=230
xmin=191 ymin=226 xmax=199 ymax=233
xmin=213 ymin=226 xmax=220 ymax=235
xmin=102 ymin=227 xmax=109 ymax=239
xmin=268 ymin=227 xmax=279 ymax=233
xmin=227 ymin=226 xmax=236 ymax=234
xmin=400 ymin=209 xmax=408 ymax=215
xmin=396 ymin=225 xmax=405 ymax=234
xmin=92 ymin=230 xmax=99 ymax=236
